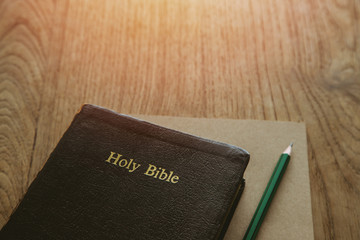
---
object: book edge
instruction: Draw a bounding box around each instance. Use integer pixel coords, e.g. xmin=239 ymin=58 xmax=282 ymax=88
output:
xmin=216 ymin=178 xmax=246 ymax=240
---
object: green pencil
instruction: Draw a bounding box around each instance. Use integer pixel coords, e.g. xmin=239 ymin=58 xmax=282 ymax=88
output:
xmin=243 ymin=143 xmax=293 ymax=240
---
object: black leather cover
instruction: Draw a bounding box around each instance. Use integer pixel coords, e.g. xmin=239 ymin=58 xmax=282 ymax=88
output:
xmin=0 ymin=104 xmax=250 ymax=240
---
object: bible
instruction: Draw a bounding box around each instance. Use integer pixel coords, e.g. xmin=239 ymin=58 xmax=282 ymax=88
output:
xmin=0 ymin=104 xmax=249 ymax=240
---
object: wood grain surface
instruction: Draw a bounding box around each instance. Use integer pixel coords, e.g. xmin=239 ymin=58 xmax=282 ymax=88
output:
xmin=0 ymin=0 xmax=359 ymax=239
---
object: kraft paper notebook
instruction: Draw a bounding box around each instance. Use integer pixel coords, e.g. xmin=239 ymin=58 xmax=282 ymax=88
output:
xmin=135 ymin=115 xmax=314 ymax=240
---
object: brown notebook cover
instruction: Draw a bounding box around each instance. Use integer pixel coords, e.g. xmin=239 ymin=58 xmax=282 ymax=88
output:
xmin=0 ymin=104 xmax=249 ymax=240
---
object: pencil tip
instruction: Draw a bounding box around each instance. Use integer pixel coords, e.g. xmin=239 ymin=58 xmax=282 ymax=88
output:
xmin=283 ymin=143 xmax=293 ymax=155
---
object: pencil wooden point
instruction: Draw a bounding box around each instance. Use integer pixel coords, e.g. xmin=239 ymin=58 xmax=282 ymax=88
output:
xmin=283 ymin=143 xmax=293 ymax=155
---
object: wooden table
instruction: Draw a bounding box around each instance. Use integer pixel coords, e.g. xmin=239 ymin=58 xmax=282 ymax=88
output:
xmin=0 ymin=1 xmax=359 ymax=239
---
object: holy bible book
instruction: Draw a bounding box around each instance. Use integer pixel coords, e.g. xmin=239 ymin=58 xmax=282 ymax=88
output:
xmin=0 ymin=104 xmax=249 ymax=240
